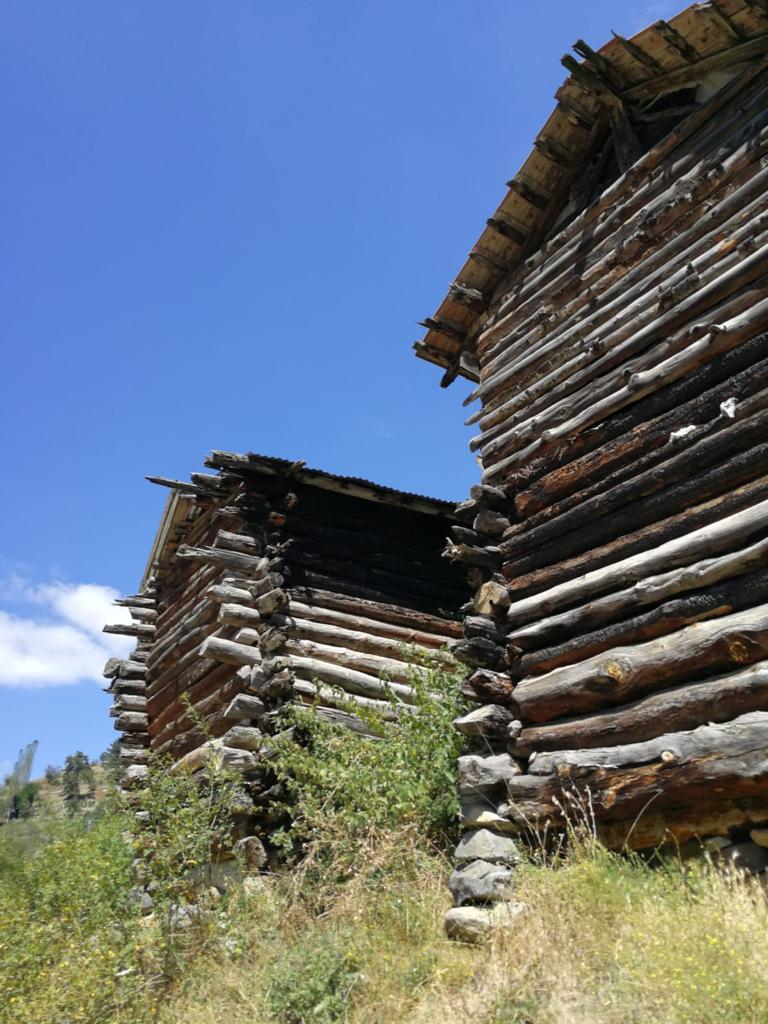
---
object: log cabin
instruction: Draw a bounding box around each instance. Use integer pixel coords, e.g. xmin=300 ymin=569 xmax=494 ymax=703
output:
xmin=103 ymin=451 xmax=464 ymax=854
xmin=414 ymin=1 xmax=768 ymax=891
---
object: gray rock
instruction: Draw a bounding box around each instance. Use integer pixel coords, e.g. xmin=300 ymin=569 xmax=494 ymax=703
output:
xmin=458 ymin=753 xmax=521 ymax=794
xmin=444 ymin=905 xmax=493 ymax=942
xmin=449 ymin=859 xmax=514 ymax=906
xmin=713 ymin=840 xmax=768 ymax=876
xmin=454 ymin=828 xmax=522 ymax=865
xmin=209 ymin=859 xmax=244 ymax=892
xmin=459 ymin=798 xmax=515 ymax=832
xmin=234 ymin=835 xmax=268 ymax=872
xmin=444 ymin=901 xmax=525 ymax=943
xmin=453 ymin=704 xmax=514 ymax=739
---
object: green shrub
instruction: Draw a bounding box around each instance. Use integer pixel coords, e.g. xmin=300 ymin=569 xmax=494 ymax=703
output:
xmin=266 ymin=931 xmax=360 ymax=1024
xmin=269 ymin=653 xmax=465 ymax=861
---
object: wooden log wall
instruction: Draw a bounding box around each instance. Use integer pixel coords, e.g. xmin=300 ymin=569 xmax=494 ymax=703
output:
xmin=446 ymin=50 xmax=768 ymax=862
xmin=103 ymin=454 xmax=464 ymax=828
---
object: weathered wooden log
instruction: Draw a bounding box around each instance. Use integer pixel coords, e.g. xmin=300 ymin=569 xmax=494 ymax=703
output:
xmin=506 ymin=496 xmax=768 ymax=627
xmin=313 ymin=706 xmax=384 ymax=738
xmin=473 ymin=579 xmax=511 ymax=616
xmin=287 ymin=587 xmax=463 ymax=638
xmin=290 ymin=655 xmax=416 ymax=703
xmin=514 ymin=351 xmax=768 ymax=518
xmin=443 ymin=541 xmax=502 ymax=569
xmin=176 ymin=543 xmax=266 ymax=576
xmin=506 ymin=474 xmax=768 ymax=598
xmin=512 ymin=535 xmax=768 ymax=652
xmin=513 ymin=603 xmax=768 ymax=725
xmin=283 ymin=637 xmax=427 ymax=685
xmin=104 ymin=622 xmax=155 ymax=639
xmin=292 ymin=678 xmax=405 ymax=719
xmin=521 ymin=564 xmax=768 ymax=676
xmin=503 ymin=330 xmax=768 ymax=499
xmin=514 ymin=661 xmax=768 ymax=756
xmin=528 ymin=711 xmax=768 ymax=778
xmin=501 ymin=401 xmax=768 ymax=562
xmin=473 ymin=508 xmax=511 ymax=537
xmin=114 ymin=595 xmax=156 ymax=609
xmin=278 ymin=602 xmax=455 ymax=649
xmin=477 ymin=211 xmax=768 ymax=449
xmin=478 ymin=75 xmax=768 ymax=364
xmin=207 ymin=582 xmax=253 ymax=604
xmin=484 ymin=291 xmax=768 ymax=482
xmin=200 ymin=636 xmax=263 ymax=668
xmin=458 ymin=752 xmax=521 ymax=794
xmin=218 ymin=602 xmax=261 ymax=628
xmin=115 ymin=711 xmax=149 ymax=732
xmin=270 ymin=613 xmax=451 ymax=664
xmin=451 ymin=637 xmax=507 ymax=670
xmin=213 ymin=530 xmax=262 ymax=555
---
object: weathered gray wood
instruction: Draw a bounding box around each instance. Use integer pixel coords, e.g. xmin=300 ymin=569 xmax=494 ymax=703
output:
xmin=511 ymin=535 xmax=768 ymax=650
xmin=454 ymin=704 xmax=515 ymax=739
xmin=515 ymin=661 xmax=768 ymax=756
xmin=506 ymin=497 xmax=768 ymax=628
xmin=290 ymin=655 xmax=417 ymax=703
xmin=220 ymin=725 xmax=264 ymax=752
xmin=200 ymin=636 xmax=263 ymax=668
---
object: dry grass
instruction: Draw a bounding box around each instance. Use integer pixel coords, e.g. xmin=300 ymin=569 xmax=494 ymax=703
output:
xmin=159 ymin=831 xmax=768 ymax=1024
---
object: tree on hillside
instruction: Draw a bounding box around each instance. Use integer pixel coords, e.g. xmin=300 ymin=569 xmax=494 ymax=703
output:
xmin=62 ymin=752 xmax=95 ymax=812
xmin=99 ymin=740 xmax=122 ymax=785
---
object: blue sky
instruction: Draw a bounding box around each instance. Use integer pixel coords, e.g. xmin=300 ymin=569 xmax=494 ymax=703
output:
xmin=0 ymin=0 xmax=676 ymax=777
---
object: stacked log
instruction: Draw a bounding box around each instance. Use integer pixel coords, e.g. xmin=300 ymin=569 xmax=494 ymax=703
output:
xmin=424 ymin=8 xmax=768 ymax=935
xmin=103 ymin=452 xmax=463 ymax=852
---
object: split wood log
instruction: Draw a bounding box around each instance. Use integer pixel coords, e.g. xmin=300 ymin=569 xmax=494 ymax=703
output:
xmin=506 ymin=496 xmax=768 ymax=627
xmin=313 ymin=707 xmax=384 ymax=738
xmin=473 ymin=580 xmax=511 ymax=616
xmin=597 ymin=797 xmax=768 ymax=852
xmin=513 ymin=603 xmax=768 ymax=725
xmin=514 ymin=661 xmax=768 ymax=756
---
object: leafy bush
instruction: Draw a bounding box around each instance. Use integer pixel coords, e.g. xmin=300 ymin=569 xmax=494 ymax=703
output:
xmin=266 ymin=931 xmax=360 ymax=1024
xmin=0 ymin=809 xmax=154 ymax=1024
xmin=269 ymin=653 xmax=465 ymax=862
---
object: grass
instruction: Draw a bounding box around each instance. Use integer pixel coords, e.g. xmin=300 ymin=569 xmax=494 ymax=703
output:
xmin=158 ymin=832 xmax=768 ymax=1024
xmin=3 ymin=807 xmax=768 ymax=1023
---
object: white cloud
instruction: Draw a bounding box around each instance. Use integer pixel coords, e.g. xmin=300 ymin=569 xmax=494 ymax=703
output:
xmin=0 ymin=580 xmax=134 ymax=689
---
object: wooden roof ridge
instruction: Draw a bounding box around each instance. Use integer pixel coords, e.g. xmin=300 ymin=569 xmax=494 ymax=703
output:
xmin=414 ymin=0 xmax=768 ymax=386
